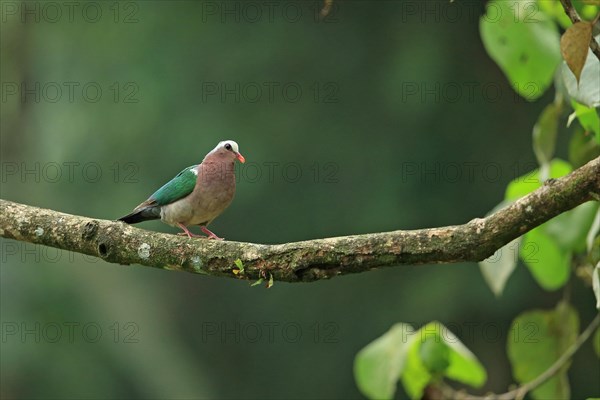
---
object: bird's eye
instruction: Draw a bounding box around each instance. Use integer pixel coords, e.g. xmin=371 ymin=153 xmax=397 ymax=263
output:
xmin=225 ymin=143 xmax=232 ymax=150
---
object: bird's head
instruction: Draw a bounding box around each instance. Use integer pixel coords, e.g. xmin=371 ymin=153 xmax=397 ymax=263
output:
xmin=208 ymin=140 xmax=246 ymax=163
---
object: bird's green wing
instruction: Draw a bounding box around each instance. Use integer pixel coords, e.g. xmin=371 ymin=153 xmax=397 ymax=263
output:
xmin=146 ymin=165 xmax=198 ymax=206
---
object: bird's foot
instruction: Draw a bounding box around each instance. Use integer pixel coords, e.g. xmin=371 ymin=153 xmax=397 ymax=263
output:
xmin=177 ymin=223 xmax=203 ymax=238
xmin=177 ymin=232 xmax=204 ymax=238
xmin=201 ymin=226 xmax=224 ymax=241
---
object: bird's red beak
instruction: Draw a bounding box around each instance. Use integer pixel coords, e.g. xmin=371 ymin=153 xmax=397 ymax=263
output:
xmin=235 ymin=152 xmax=245 ymax=163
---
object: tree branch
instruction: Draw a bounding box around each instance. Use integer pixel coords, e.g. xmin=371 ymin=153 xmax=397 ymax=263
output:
xmin=1 ymin=157 xmax=599 ymax=283
xmin=560 ymin=0 xmax=600 ymax=61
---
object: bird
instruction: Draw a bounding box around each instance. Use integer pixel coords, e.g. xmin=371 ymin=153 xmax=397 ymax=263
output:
xmin=118 ymin=140 xmax=245 ymax=240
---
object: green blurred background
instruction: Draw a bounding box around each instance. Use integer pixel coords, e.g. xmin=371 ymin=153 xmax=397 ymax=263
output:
xmin=1 ymin=1 xmax=598 ymax=398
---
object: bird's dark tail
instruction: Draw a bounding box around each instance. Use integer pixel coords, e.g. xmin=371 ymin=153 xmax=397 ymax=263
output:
xmin=118 ymin=206 xmax=161 ymax=224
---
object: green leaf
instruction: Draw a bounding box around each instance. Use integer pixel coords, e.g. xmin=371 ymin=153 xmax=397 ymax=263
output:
xmin=568 ymin=126 xmax=600 ymax=168
xmin=536 ymin=0 xmax=573 ymax=29
xmin=354 ymin=323 xmax=415 ymax=400
xmin=579 ymin=2 xmax=600 ymax=20
xmin=505 ymin=159 xmax=572 ymax=201
xmin=571 ymin=100 xmax=600 ymax=136
xmin=587 ymin=209 xmax=600 ymax=254
xmin=561 ymin=34 xmax=600 ymax=108
xmin=267 ymin=273 xmax=274 ymax=289
xmin=250 ymin=278 xmax=264 ymax=287
xmin=400 ymin=340 xmax=432 ymax=400
xmin=593 ymin=326 xmax=600 ymax=358
xmin=593 ymin=262 xmax=600 ymax=310
xmin=419 ymin=336 xmax=450 ymax=375
xmin=401 ymin=322 xmax=487 ymax=399
xmin=480 ymin=237 xmax=521 ymax=297
xmin=444 ymin=335 xmax=487 ymax=388
xmin=544 ymin=201 xmax=599 ymax=253
xmin=479 ymin=201 xmax=519 ymax=296
xmin=522 ymin=226 xmax=571 ymax=290
xmin=480 ymin=0 xmax=561 ymax=101
xmin=533 ymin=103 xmax=560 ymax=166
xmin=570 ymin=100 xmax=600 ymax=143
xmin=508 ymin=302 xmax=580 ymax=400
xmin=502 ymin=159 xmax=583 ymax=291
xmin=233 ymin=258 xmax=245 ymax=274
xmin=560 ymin=21 xmax=593 ymax=84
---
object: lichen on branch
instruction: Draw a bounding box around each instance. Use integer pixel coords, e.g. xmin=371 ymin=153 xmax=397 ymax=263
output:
xmin=1 ymin=157 xmax=599 ymax=283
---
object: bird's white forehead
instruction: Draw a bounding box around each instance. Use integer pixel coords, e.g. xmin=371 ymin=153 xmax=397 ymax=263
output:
xmin=215 ymin=140 xmax=239 ymax=153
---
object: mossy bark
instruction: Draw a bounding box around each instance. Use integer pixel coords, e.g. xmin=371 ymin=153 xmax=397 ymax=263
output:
xmin=1 ymin=157 xmax=599 ymax=283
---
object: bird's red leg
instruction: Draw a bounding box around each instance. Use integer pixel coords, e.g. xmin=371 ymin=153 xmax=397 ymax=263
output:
xmin=201 ymin=226 xmax=224 ymax=240
xmin=177 ymin=223 xmax=202 ymax=238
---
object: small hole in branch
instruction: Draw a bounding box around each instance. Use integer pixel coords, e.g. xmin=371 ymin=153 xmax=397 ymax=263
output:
xmin=98 ymin=243 xmax=109 ymax=258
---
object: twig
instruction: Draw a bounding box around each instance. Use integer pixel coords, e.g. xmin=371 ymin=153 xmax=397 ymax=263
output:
xmin=507 ymin=312 xmax=600 ymax=399
xmin=439 ymin=312 xmax=600 ymax=400
xmin=560 ymin=0 xmax=600 ymax=61
xmin=1 ymin=157 xmax=599 ymax=282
